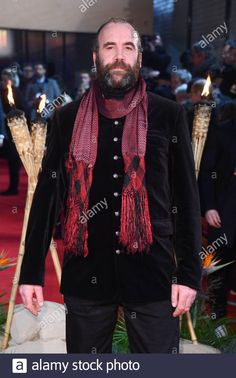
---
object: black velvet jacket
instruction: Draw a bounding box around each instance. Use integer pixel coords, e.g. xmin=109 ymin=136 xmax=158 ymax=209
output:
xmin=19 ymin=92 xmax=202 ymax=302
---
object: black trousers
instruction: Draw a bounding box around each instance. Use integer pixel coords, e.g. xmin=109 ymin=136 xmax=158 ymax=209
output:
xmin=1 ymin=137 xmax=21 ymax=191
xmin=64 ymin=295 xmax=179 ymax=354
xmin=208 ymin=229 xmax=236 ymax=319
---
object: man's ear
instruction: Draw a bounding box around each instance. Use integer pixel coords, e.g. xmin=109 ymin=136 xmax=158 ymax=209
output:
xmin=93 ymin=52 xmax=97 ymax=67
xmin=139 ymin=53 xmax=142 ymax=68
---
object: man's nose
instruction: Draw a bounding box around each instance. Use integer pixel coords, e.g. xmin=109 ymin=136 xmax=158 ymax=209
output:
xmin=114 ymin=48 xmax=125 ymax=60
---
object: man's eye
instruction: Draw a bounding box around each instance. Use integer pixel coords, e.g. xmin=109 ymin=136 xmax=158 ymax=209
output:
xmin=106 ymin=46 xmax=113 ymax=49
xmin=126 ymin=46 xmax=133 ymax=50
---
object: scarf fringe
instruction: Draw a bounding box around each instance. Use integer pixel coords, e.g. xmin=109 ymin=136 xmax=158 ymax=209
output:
xmin=63 ymin=157 xmax=90 ymax=257
xmin=119 ymin=188 xmax=153 ymax=254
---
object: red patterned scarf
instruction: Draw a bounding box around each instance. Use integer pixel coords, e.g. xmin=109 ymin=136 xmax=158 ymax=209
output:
xmin=63 ymin=77 xmax=153 ymax=256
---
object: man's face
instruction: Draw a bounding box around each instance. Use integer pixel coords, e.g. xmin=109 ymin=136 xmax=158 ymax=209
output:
xmin=80 ymin=73 xmax=91 ymax=87
xmin=221 ymin=45 xmax=231 ymax=65
xmin=93 ymin=22 xmax=142 ymax=91
xmin=34 ymin=64 xmax=46 ymax=79
xmin=23 ymin=66 xmax=34 ymax=79
xmin=171 ymin=74 xmax=181 ymax=91
xmin=190 ymin=88 xmax=202 ymax=104
xmin=191 ymin=49 xmax=205 ymax=68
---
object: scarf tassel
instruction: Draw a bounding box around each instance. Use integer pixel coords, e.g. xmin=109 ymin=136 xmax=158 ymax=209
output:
xmin=119 ymin=188 xmax=153 ymax=253
xmin=63 ymin=158 xmax=90 ymax=257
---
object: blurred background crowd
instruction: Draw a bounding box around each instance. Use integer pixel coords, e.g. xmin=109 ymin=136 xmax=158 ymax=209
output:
xmin=1 ymin=35 xmax=236 ymax=194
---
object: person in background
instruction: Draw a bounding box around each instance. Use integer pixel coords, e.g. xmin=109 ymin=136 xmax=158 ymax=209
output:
xmin=171 ymin=69 xmax=192 ymax=98
xmin=0 ymin=69 xmax=26 ymax=195
xmin=220 ymin=40 xmax=236 ymax=99
xmin=152 ymin=72 xmax=175 ymax=100
xmin=26 ymin=62 xmax=61 ymax=120
xmin=221 ymin=39 xmax=236 ymax=68
xmin=190 ymin=79 xmax=211 ymax=104
xmin=20 ymin=63 xmax=34 ymax=96
xmin=180 ymin=49 xmax=193 ymax=72
xmin=142 ymin=34 xmax=171 ymax=73
xmin=75 ymin=71 xmax=91 ymax=100
xmin=198 ymin=102 xmax=236 ymax=320
xmin=191 ymin=42 xmax=217 ymax=78
xmin=8 ymin=62 xmax=21 ymax=88
xmin=175 ymin=84 xmax=189 ymax=105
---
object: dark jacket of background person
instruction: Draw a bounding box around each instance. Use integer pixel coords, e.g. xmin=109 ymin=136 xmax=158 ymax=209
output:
xmin=198 ymin=103 xmax=236 ymax=317
xmin=0 ymin=86 xmax=27 ymax=193
xmin=220 ymin=64 xmax=236 ymax=99
xmin=198 ymin=103 xmax=236 ymax=248
xmin=191 ymin=43 xmax=218 ymax=79
xmin=192 ymin=57 xmax=218 ymax=78
xmin=25 ymin=77 xmax=61 ymax=119
xmin=0 ymin=96 xmax=6 ymax=137
xmin=18 ymin=92 xmax=202 ymax=302
xmin=142 ymin=36 xmax=171 ymax=73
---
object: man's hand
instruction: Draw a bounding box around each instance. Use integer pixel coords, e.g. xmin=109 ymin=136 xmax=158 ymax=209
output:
xmin=19 ymin=285 xmax=44 ymax=316
xmin=171 ymin=284 xmax=197 ymax=317
xmin=205 ymin=209 xmax=221 ymax=228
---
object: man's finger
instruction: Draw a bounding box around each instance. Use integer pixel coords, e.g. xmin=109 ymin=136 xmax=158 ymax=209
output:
xmin=34 ymin=286 xmax=44 ymax=307
xmin=185 ymin=293 xmax=196 ymax=312
xmin=171 ymin=284 xmax=178 ymax=307
xmin=208 ymin=215 xmax=216 ymax=227
xmin=212 ymin=213 xmax=221 ymax=227
xmin=173 ymin=290 xmax=187 ymax=317
xmin=24 ymin=297 xmax=38 ymax=316
xmin=21 ymin=288 xmax=39 ymax=316
xmin=215 ymin=212 xmax=221 ymax=224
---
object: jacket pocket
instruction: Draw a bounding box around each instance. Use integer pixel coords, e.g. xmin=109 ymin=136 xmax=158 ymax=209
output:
xmin=151 ymin=218 xmax=174 ymax=237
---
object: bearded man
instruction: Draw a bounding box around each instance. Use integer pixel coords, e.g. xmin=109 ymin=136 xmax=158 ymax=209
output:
xmin=19 ymin=18 xmax=202 ymax=353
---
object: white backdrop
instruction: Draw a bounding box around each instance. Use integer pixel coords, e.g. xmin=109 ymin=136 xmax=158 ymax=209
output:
xmin=0 ymin=0 xmax=153 ymax=34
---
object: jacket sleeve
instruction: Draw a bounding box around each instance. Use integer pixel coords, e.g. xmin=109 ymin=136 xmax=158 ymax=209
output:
xmin=198 ymin=127 xmax=219 ymax=216
xmin=52 ymin=80 xmax=61 ymax=99
xmin=19 ymin=110 xmax=65 ymax=286
xmin=171 ymin=106 xmax=202 ymax=290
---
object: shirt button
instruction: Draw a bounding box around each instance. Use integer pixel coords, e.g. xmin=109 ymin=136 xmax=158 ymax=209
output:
xmin=113 ymin=192 xmax=119 ymax=197
xmin=113 ymin=155 xmax=119 ymax=160
xmin=115 ymin=249 xmax=121 ymax=254
xmin=113 ymin=173 xmax=118 ymax=178
xmin=114 ymin=120 xmax=119 ymax=125
xmin=115 ymin=211 xmax=119 ymax=216
xmin=113 ymin=137 xmax=118 ymax=142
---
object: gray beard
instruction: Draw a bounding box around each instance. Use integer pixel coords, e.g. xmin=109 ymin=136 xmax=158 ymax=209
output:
xmin=98 ymin=72 xmax=138 ymax=98
xmin=104 ymin=71 xmax=136 ymax=90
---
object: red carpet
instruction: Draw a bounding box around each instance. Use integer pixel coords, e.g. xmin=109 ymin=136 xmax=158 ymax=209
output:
xmin=0 ymin=158 xmax=64 ymax=306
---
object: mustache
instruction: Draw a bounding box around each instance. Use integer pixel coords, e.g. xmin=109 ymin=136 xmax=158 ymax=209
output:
xmin=105 ymin=61 xmax=132 ymax=72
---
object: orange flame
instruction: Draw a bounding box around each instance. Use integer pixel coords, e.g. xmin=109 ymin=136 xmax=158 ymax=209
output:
xmin=37 ymin=94 xmax=46 ymax=113
xmin=201 ymin=74 xmax=211 ymax=98
xmin=7 ymin=82 xmax=15 ymax=106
